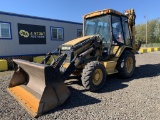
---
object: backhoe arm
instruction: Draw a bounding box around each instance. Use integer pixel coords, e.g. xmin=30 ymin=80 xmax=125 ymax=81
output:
xmin=125 ymin=9 xmax=141 ymax=53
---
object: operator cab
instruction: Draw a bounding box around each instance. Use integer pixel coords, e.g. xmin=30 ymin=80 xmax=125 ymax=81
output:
xmin=84 ymin=9 xmax=132 ymax=58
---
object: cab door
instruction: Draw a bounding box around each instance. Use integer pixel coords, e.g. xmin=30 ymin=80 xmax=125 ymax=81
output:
xmin=122 ymin=16 xmax=132 ymax=47
xmin=110 ymin=15 xmax=124 ymax=55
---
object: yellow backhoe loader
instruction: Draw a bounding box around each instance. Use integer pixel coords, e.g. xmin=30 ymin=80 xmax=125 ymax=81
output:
xmin=7 ymin=8 xmax=141 ymax=117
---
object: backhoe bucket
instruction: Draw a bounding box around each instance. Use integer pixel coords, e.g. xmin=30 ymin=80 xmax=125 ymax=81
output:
xmin=7 ymin=59 xmax=70 ymax=117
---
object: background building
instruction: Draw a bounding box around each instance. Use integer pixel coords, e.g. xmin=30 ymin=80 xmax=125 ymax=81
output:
xmin=0 ymin=11 xmax=82 ymax=58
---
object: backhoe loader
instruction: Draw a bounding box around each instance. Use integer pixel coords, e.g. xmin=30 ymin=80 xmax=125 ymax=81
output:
xmin=7 ymin=8 xmax=141 ymax=117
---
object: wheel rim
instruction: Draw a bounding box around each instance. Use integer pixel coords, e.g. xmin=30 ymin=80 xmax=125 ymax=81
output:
xmin=92 ymin=69 xmax=103 ymax=85
xmin=126 ymin=57 xmax=133 ymax=73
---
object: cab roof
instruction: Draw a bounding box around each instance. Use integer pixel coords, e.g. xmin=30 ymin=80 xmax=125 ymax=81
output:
xmin=83 ymin=9 xmax=127 ymax=19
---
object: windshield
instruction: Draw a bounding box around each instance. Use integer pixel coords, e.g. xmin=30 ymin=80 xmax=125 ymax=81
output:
xmin=84 ymin=15 xmax=111 ymax=40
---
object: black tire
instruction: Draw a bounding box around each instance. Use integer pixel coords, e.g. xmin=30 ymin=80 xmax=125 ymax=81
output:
xmin=116 ymin=50 xmax=136 ymax=78
xmin=81 ymin=61 xmax=106 ymax=92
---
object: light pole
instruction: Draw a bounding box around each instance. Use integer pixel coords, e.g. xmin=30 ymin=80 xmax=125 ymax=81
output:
xmin=144 ymin=16 xmax=148 ymax=47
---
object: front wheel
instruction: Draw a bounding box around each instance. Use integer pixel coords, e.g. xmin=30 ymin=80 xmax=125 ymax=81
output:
xmin=116 ymin=50 xmax=136 ymax=78
xmin=81 ymin=61 xmax=106 ymax=92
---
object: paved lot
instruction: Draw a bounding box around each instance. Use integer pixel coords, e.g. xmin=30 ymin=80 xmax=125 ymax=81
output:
xmin=0 ymin=52 xmax=160 ymax=120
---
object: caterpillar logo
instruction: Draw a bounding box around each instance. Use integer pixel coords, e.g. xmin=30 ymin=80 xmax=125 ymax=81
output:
xmin=19 ymin=30 xmax=29 ymax=38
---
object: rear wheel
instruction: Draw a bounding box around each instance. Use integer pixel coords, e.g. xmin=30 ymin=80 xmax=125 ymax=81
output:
xmin=81 ymin=61 xmax=106 ymax=91
xmin=116 ymin=50 xmax=135 ymax=78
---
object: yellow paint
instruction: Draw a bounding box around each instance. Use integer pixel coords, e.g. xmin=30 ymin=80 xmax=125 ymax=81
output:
xmin=115 ymin=46 xmax=131 ymax=58
xmin=33 ymin=55 xmax=57 ymax=65
xmin=139 ymin=48 xmax=147 ymax=53
xmin=154 ymin=47 xmax=160 ymax=51
xmin=147 ymin=48 xmax=154 ymax=52
xmin=84 ymin=9 xmax=125 ymax=19
xmin=109 ymin=57 xmax=119 ymax=62
xmin=102 ymin=61 xmax=117 ymax=69
xmin=62 ymin=63 xmax=70 ymax=68
xmin=139 ymin=47 xmax=160 ymax=53
xmin=63 ymin=35 xmax=93 ymax=46
xmin=8 ymin=86 xmax=40 ymax=114
xmin=0 ymin=59 xmax=8 ymax=71
xmin=110 ymin=46 xmax=119 ymax=55
xmin=92 ymin=69 xmax=103 ymax=85
xmin=33 ymin=56 xmax=44 ymax=63
xmin=102 ymin=61 xmax=118 ymax=75
xmin=126 ymin=57 xmax=133 ymax=73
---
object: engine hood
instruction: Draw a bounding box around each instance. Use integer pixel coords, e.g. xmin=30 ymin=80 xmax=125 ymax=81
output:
xmin=62 ymin=35 xmax=94 ymax=46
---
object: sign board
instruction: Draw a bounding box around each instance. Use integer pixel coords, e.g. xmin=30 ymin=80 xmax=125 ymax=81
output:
xmin=18 ymin=23 xmax=46 ymax=44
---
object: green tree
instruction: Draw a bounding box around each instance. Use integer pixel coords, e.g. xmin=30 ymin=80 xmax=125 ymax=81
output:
xmin=147 ymin=18 xmax=159 ymax=43
xmin=154 ymin=18 xmax=160 ymax=42
xmin=135 ymin=23 xmax=145 ymax=43
xmin=135 ymin=18 xmax=160 ymax=45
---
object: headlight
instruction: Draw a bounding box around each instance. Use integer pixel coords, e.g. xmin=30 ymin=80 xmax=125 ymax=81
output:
xmin=61 ymin=46 xmax=71 ymax=50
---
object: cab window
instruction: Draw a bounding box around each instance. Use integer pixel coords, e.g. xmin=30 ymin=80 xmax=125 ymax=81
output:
xmin=112 ymin=15 xmax=124 ymax=43
xmin=122 ymin=16 xmax=131 ymax=46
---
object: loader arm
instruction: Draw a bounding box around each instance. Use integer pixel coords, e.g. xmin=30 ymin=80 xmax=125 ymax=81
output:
xmin=43 ymin=36 xmax=101 ymax=80
xmin=7 ymin=35 xmax=101 ymax=117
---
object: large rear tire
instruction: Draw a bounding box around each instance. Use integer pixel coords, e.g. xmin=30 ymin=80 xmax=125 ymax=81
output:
xmin=81 ymin=61 xmax=106 ymax=92
xmin=116 ymin=50 xmax=135 ymax=78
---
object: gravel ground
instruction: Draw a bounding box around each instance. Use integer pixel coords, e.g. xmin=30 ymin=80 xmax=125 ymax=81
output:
xmin=0 ymin=51 xmax=160 ymax=120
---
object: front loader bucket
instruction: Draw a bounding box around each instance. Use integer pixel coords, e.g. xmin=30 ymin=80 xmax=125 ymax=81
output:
xmin=7 ymin=59 xmax=70 ymax=117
